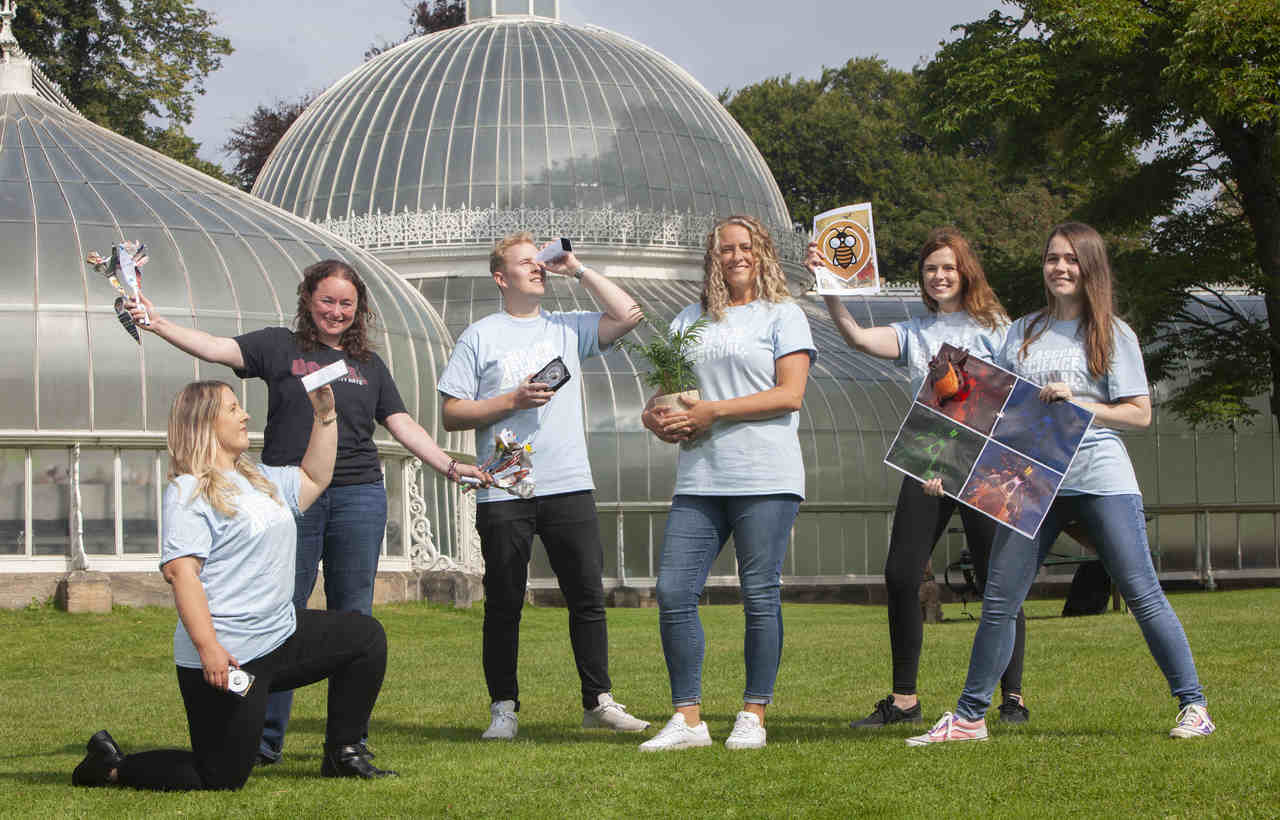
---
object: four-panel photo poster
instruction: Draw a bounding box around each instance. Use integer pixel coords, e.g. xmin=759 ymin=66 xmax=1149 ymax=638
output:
xmin=884 ymin=343 xmax=1094 ymax=539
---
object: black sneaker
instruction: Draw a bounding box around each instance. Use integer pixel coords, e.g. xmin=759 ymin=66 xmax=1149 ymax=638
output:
xmin=997 ymin=694 xmax=1030 ymax=723
xmin=850 ymin=695 xmax=923 ymax=728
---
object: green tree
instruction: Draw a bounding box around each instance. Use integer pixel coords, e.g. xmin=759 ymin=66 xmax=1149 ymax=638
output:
xmin=723 ymin=58 xmax=1077 ymax=295
xmin=222 ymin=94 xmax=315 ymax=191
xmin=15 ymin=0 xmax=233 ymax=181
xmin=919 ymin=0 xmax=1280 ymax=428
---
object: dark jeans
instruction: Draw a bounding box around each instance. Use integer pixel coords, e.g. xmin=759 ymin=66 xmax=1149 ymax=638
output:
xmin=115 ymin=608 xmax=387 ymax=791
xmin=260 ymin=481 xmax=387 ymax=761
xmin=476 ymin=490 xmax=611 ymax=711
xmin=885 ymin=477 xmax=1026 ymax=697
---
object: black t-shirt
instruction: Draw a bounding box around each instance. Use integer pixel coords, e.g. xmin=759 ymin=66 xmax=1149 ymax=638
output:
xmin=234 ymin=327 xmax=407 ymax=486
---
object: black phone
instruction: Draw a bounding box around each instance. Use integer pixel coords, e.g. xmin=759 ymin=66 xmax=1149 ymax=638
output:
xmin=530 ymin=356 xmax=571 ymax=391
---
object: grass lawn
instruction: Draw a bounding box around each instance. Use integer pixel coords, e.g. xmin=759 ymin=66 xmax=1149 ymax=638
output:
xmin=2 ymin=588 xmax=1276 ymax=818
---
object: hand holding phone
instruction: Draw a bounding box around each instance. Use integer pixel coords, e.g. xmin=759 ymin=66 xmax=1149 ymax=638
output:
xmin=530 ymin=356 xmax=571 ymax=392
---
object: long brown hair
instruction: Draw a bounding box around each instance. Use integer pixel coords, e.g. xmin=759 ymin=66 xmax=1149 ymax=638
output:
xmin=1017 ymin=222 xmax=1116 ymax=378
xmin=167 ymin=381 xmax=282 ymax=518
xmin=701 ymin=215 xmax=790 ymax=321
xmin=294 ymin=259 xmax=377 ymax=361
xmin=917 ymin=227 xmax=1007 ymax=330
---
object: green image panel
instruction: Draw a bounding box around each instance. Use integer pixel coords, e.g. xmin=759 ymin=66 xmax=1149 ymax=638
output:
xmin=884 ymin=404 xmax=984 ymax=494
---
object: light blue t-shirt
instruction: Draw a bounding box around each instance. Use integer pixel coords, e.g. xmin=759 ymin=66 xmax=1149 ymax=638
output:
xmin=670 ymin=300 xmax=816 ymax=498
xmin=891 ymin=310 xmax=1008 ymax=398
xmin=438 ymin=309 xmax=605 ymax=504
xmin=161 ymin=464 xmax=301 ymax=669
xmin=999 ymin=314 xmax=1148 ymax=495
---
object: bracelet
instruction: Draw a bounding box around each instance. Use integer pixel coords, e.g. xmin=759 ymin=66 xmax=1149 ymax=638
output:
xmin=317 ymin=412 xmax=337 ymax=425
xmin=446 ymin=459 xmax=458 ymax=482
xmin=571 ymin=264 xmax=587 ymax=280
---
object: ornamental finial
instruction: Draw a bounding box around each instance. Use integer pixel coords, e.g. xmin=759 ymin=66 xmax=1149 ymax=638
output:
xmin=1 ymin=0 xmax=24 ymax=62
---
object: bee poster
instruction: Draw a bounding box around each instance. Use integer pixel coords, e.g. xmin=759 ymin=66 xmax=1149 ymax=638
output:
xmin=812 ymin=202 xmax=880 ymax=295
xmin=883 ymin=343 xmax=1094 ymax=539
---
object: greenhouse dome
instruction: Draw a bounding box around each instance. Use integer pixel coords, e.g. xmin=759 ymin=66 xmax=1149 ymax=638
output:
xmin=252 ymin=2 xmax=799 ymax=262
xmin=0 ymin=11 xmax=474 ymax=600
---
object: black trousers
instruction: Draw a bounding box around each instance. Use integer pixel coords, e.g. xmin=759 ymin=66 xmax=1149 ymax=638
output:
xmin=476 ymin=490 xmax=611 ymax=711
xmin=115 ymin=608 xmax=386 ymax=791
xmin=885 ymin=477 xmax=1026 ymax=697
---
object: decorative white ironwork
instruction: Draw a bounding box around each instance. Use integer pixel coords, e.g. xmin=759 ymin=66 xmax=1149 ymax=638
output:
xmin=455 ymin=484 xmax=480 ymax=569
xmin=406 ymin=458 xmax=453 ymax=572
xmin=0 ymin=1 xmax=80 ymax=112
xmin=318 ymin=206 xmax=807 ymax=261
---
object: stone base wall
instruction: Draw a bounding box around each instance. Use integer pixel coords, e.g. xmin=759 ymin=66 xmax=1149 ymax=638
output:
xmin=0 ymin=569 xmax=484 ymax=611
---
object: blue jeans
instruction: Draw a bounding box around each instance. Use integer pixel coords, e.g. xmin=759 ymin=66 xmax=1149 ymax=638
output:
xmin=656 ymin=494 xmax=799 ymax=707
xmin=259 ymin=481 xmax=387 ymax=761
xmin=956 ymin=494 xmax=1205 ymax=721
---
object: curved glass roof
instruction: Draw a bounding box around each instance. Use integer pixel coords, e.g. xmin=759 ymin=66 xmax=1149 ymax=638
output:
xmin=0 ymin=91 xmax=455 ymax=442
xmin=253 ymin=17 xmax=791 ymax=227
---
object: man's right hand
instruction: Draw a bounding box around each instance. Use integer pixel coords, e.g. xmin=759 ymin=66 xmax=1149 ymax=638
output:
xmin=511 ymin=375 xmax=555 ymax=410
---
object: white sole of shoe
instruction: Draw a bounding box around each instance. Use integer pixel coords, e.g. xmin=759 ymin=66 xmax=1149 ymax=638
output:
xmin=905 ymin=734 xmax=988 ymax=747
xmin=639 ymin=737 xmax=712 ymax=752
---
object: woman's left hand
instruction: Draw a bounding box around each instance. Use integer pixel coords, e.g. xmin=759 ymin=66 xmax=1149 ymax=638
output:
xmin=1039 ymin=382 xmax=1073 ymax=403
xmin=677 ymin=394 xmax=719 ymax=438
xmin=921 ymin=477 xmax=944 ymax=497
xmin=307 ymin=384 xmax=337 ymax=416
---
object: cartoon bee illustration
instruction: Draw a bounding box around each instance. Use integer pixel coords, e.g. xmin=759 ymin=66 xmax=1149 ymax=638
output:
xmin=826 ymin=226 xmax=861 ymax=269
xmin=815 ymin=218 xmax=874 ymax=282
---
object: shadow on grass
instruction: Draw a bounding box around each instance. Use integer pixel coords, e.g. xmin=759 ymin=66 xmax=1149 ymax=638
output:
xmin=289 ymin=717 xmax=657 ymax=746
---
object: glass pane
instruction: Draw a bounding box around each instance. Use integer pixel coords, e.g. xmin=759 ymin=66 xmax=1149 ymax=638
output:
xmin=89 ymin=313 xmax=145 ymax=429
xmin=31 ymin=448 xmax=69 ymax=556
xmin=122 ymin=450 xmax=159 ymax=554
xmin=0 ymin=449 xmax=23 ymax=555
xmin=80 ymin=449 xmax=116 ymax=555
xmin=0 ymin=221 xmax=36 ymax=306
xmin=384 ymin=459 xmax=404 ymax=558
xmin=38 ymin=312 xmax=89 ymax=429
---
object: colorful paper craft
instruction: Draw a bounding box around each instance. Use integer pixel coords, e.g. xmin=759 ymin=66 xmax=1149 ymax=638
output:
xmin=884 ymin=343 xmax=1094 ymax=538
xmin=812 ymin=203 xmax=880 ymax=296
xmin=87 ymin=241 xmax=149 ymax=344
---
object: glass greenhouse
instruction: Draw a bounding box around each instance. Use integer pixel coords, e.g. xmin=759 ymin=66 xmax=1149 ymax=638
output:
xmin=0 ymin=26 xmax=473 ymax=586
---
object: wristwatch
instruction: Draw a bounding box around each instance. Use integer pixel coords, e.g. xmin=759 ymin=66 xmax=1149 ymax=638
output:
xmin=571 ymin=264 xmax=587 ymax=280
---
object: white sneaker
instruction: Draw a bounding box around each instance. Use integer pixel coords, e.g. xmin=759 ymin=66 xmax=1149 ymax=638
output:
xmin=582 ymin=693 xmax=651 ymax=732
xmin=1169 ymin=703 xmax=1216 ymax=738
xmin=481 ymin=700 xmax=518 ymax=740
xmin=725 ymin=711 xmax=767 ymax=749
xmin=638 ymin=713 xmax=712 ymax=752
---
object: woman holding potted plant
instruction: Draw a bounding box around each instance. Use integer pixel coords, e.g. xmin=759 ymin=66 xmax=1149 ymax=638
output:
xmin=637 ymin=215 xmax=815 ymax=752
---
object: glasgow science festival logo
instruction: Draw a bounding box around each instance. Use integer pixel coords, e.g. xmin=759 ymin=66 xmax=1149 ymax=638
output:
xmin=816 ymin=219 xmax=873 ymax=282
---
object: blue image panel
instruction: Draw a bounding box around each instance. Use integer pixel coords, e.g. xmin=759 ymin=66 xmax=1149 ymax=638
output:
xmin=991 ymin=380 xmax=1092 ymax=474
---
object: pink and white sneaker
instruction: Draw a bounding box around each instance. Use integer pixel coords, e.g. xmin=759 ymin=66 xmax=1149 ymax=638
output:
xmin=1169 ymin=703 xmax=1215 ymax=738
xmin=906 ymin=711 xmax=989 ymax=746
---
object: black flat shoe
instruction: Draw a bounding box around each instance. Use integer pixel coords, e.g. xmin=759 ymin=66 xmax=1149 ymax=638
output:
xmin=321 ymin=744 xmax=397 ymax=779
xmin=72 ymin=730 xmax=124 ymax=787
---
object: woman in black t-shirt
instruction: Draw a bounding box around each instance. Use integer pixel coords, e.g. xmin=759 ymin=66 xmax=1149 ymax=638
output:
xmin=128 ymin=259 xmax=488 ymax=763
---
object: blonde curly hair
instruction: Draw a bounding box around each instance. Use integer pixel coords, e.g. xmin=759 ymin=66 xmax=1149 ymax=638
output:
xmin=701 ymin=215 xmax=790 ymax=321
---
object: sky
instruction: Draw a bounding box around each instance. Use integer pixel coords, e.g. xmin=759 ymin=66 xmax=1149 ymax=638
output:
xmin=187 ymin=0 xmax=1008 ymax=171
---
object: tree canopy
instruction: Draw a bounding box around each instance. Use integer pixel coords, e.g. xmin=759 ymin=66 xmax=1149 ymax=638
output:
xmin=723 ymin=58 xmax=1080 ymax=302
xmin=919 ymin=0 xmax=1280 ymax=428
xmin=222 ymin=93 xmax=315 ymax=191
xmin=15 ymin=0 xmax=233 ymax=181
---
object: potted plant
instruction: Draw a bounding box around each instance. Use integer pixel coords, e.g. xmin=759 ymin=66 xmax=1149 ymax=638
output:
xmin=622 ymin=312 xmax=709 ymax=410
